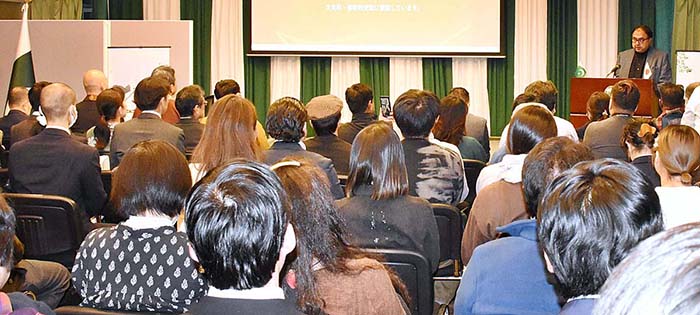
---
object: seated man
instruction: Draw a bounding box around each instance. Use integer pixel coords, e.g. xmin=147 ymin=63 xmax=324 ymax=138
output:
xmin=11 ymin=81 xmax=51 ymax=146
xmin=185 ymin=160 xmax=300 ymax=315
xmin=174 ymin=85 xmax=206 ymax=155
xmin=71 ymin=69 xmax=107 ymax=134
xmin=132 ymin=66 xmax=181 ymax=124
xmin=0 ymin=87 xmax=31 ymax=150
xmin=394 ymin=89 xmax=467 ymax=206
xmin=338 ymin=83 xmax=376 ymax=144
xmin=455 ymin=137 xmax=592 ymax=315
xmin=303 ymin=95 xmax=351 ymax=175
xmin=110 ymin=76 xmax=185 ymax=168
xmin=538 ymin=159 xmax=664 ymax=314
xmin=263 ymin=97 xmax=344 ymax=199
xmin=656 ymin=83 xmax=685 ymax=129
xmin=9 ymin=83 xmax=107 ymax=232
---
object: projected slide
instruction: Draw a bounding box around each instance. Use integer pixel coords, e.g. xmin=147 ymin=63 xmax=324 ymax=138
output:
xmin=250 ymin=1 xmax=502 ymax=56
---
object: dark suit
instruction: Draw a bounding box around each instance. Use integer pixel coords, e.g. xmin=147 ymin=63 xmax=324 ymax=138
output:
xmin=615 ymin=47 xmax=672 ymax=84
xmin=263 ymin=142 xmax=344 ymax=199
xmin=337 ymin=112 xmax=376 ymax=144
xmin=109 ymin=113 xmax=185 ymax=168
xmin=71 ymin=97 xmax=99 ymax=134
xmin=9 ymin=128 xmax=107 ymax=231
xmin=0 ymin=110 xmax=29 ymax=149
xmin=465 ymin=113 xmax=490 ymax=153
xmin=10 ymin=118 xmax=43 ymax=146
xmin=304 ymin=135 xmax=351 ymax=175
xmin=174 ymin=117 xmax=204 ymax=156
xmin=582 ymin=115 xmax=632 ymax=161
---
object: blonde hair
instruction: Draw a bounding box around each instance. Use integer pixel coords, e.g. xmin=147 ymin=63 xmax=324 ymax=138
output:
xmin=656 ymin=125 xmax=700 ymax=185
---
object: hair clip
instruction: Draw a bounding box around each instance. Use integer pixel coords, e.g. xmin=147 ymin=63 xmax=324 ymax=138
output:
xmin=270 ymin=160 xmax=301 ymax=170
xmin=637 ymin=123 xmax=656 ymax=138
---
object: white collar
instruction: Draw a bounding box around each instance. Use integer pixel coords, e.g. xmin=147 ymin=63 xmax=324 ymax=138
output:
xmin=45 ymin=125 xmax=71 ymax=135
xmin=206 ymin=286 xmax=285 ymax=300
xmin=122 ymin=215 xmax=176 ymax=230
xmin=567 ymin=294 xmax=600 ymax=303
xmin=141 ymin=110 xmax=162 ymax=118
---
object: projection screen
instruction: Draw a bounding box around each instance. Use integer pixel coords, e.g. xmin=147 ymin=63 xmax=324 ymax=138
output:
xmin=248 ymin=1 xmax=504 ymax=56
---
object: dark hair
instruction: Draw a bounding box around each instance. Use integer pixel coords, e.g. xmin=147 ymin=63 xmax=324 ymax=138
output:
xmin=175 ymin=85 xmax=204 ymax=117
xmin=522 ymin=137 xmax=594 ymax=217
xmin=310 ymin=112 xmax=341 ymax=136
xmin=633 ymin=24 xmax=654 ymax=38
xmin=111 ymin=140 xmax=191 ymax=218
xmin=622 ymin=118 xmax=657 ymax=152
xmin=586 ymin=91 xmax=610 ymax=121
xmin=524 ymin=81 xmax=558 ymax=111
xmin=448 ymin=87 xmax=470 ymax=103
xmin=266 ymin=97 xmax=307 ymax=143
xmin=393 ymin=89 xmax=440 ymax=138
xmin=0 ymin=196 xmax=16 ymax=269
xmin=611 ymin=80 xmax=640 ymax=112
xmin=273 ymin=158 xmax=408 ymax=314
xmin=151 ymin=65 xmax=176 ymax=85
xmin=134 ymin=77 xmax=169 ymax=111
xmin=507 ymin=105 xmax=557 ymax=155
xmin=347 ymin=122 xmax=408 ymax=200
xmin=537 ymin=159 xmax=664 ymax=300
xmin=214 ymin=79 xmax=240 ymax=99
xmin=594 ymin=223 xmax=700 ymax=315
xmin=28 ymin=81 xmax=51 ymax=112
xmin=94 ymin=88 xmax=125 ymax=149
xmin=659 ymin=83 xmax=685 ymax=109
xmin=185 ymin=160 xmax=289 ymax=290
xmin=512 ymin=93 xmax=538 ymax=110
xmin=345 ymin=83 xmax=373 ymax=114
xmin=432 ymin=95 xmax=467 ymax=146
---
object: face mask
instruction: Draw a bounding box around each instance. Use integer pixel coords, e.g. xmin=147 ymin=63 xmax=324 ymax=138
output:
xmin=37 ymin=107 xmax=47 ymax=126
xmin=69 ymin=105 xmax=78 ymax=127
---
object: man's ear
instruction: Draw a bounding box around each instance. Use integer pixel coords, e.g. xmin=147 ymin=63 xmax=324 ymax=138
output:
xmin=280 ymin=224 xmax=297 ymax=257
xmin=543 ymin=252 xmax=554 ymax=273
xmin=187 ymin=242 xmax=199 ymax=263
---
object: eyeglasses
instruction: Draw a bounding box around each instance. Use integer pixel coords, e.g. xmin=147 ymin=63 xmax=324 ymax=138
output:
xmin=632 ymin=37 xmax=650 ymax=44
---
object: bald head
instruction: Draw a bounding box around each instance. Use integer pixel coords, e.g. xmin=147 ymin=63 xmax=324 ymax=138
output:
xmin=82 ymin=69 xmax=107 ymax=96
xmin=8 ymin=87 xmax=30 ymax=112
xmin=41 ymin=83 xmax=76 ymax=124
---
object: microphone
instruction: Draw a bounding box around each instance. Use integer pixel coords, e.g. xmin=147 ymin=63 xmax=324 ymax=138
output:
xmin=607 ymin=64 xmax=621 ymax=78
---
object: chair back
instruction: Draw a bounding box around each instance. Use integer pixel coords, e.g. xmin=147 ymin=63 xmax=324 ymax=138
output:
xmin=365 ymin=248 xmax=433 ymax=315
xmin=463 ymin=159 xmax=486 ymax=205
xmin=432 ymin=203 xmax=464 ymax=277
xmin=55 ymin=306 xmax=169 ymax=315
xmin=100 ymin=170 xmax=112 ymax=196
xmin=3 ymin=193 xmax=83 ymax=260
xmin=0 ymin=168 xmax=9 ymax=191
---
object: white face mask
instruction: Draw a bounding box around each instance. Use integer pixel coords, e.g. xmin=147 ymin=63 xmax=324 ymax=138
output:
xmin=69 ymin=105 xmax=78 ymax=127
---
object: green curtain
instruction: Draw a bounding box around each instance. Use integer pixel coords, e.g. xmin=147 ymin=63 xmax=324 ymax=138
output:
xmin=30 ymin=0 xmax=82 ymax=19
xmin=359 ymin=58 xmax=390 ymax=115
xmin=181 ymin=0 xmax=212 ymax=95
xmin=422 ymin=58 xmax=453 ymax=99
xmin=242 ymin=0 xmax=271 ymax=124
xmin=300 ymin=57 xmax=332 ymax=104
xmin=107 ymin=0 xmax=143 ymax=20
xmin=547 ymin=0 xmax=577 ymax=119
xmin=618 ymin=0 xmax=655 ymax=52
xmin=672 ymin=0 xmax=700 ymax=58
xmin=82 ymin=0 xmax=108 ymax=19
xmin=655 ymin=0 xmax=675 ymax=57
xmin=486 ymin=0 xmax=515 ymax=136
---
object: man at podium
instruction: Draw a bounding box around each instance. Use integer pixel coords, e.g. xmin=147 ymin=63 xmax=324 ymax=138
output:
xmin=614 ymin=25 xmax=672 ymax=85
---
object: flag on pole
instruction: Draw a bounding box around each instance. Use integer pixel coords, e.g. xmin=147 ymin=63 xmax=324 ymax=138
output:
xmin=5 ymin=2 xmax=35 ymax=111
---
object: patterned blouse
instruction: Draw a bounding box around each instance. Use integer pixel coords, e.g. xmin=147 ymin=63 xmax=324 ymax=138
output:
xmin=72 ymin=224 xmax=207 ymax=313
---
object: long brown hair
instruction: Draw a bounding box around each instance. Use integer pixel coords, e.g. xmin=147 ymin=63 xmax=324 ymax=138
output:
xmin=432 ymin=95 xmax=467 ymax=146
xmin=191 ymin=95 xmax=261 ymax=174
xmin=656 ymin=125 xmax=700 ymax=185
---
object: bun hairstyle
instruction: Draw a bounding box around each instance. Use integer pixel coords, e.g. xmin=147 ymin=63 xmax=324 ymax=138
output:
xmin=622 ymin=118 xmax=658 ymax=150
xmin=656 ymin=125 xmax=700 ymax=186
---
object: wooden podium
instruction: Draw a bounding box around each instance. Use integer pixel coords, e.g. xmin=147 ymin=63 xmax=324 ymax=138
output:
xmin=570 ymin=78 xmax=658 ymax=128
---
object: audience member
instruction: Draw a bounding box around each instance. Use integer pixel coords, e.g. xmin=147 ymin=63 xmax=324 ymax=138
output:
xmin=72 ymin=69 xmax=107 ymax=134
xmin=337 ymin=122 xmax=440 ymax=272
xmin=432 ymin=95 xmax=488 ymax=162
xmin=189 ymin=94 xmax=261 ymax=183
xmin=303 ymin=94 xmax=352 ymax=175
xmin=263 ymin=97 xmax=344 ymax=199
xmin=273 ymin=159 xmax=408 ymax=315
xmin=681 ymin=86 xmax=700 ymax=131
xmin=686 ymin=82 xmax=700 ymax=101
xmin=656 ymin=83 xmax=685 ymax=129
xmin=11 ymin=81 xmax=50 ymax=146
xmin=185 ymin=160 xmax=300 ymax=314
xmin=621 ymin=118 xmax=660 ymax=187
xmin=0 ymin=197 xmax=54 ymax=314
xmin=212 ymin=78 xmax=269 ymax=150
xmin=110 ymin=76 xmax=185 ymax=168
xmin=489 ymin=93 xmax=537 ymax=164
xmin=86 ymin=88 xmax=126 ymax=154
xmin=338 ymin=83 xmax=376 ymax=144
xmin=576 ymin=91 xmax=609 ymax=140
xmin=132 ymin=66 xmax=181 ymax=124
xmin=449 ymin=87 xmax=490 ymax=154
xmin=538 ymin=159 xmax=664 ymax=314
xmin=583 ymin=79 xmax=640 ymax=160
xmin=9 ymin=83 xmax=106 ymax=233
xmin=72 ymin=140 xmax=206 ymax=312
xmin=456 ymin=137 xmax=592 ymax=315
xmin=394 ymin=89 xmax=467 ymax=206
xmin=0 ymin=87 xmax=31 ymax=149
xmin=593 ymin=223 xmax=700 ymax=315
xmin=174 ymin=85 xmax=206 ymax=156
xmin=653 ymin=125 xmax=700 ymax=229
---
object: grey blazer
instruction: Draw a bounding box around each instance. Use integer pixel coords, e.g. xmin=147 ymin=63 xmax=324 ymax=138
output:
xmin=614 ymin=47 xmax=672 ymax=85
xmin=465 ymin=113 xmax=490 ymax=153
xmin=110 ymin=113 xmax=185 ymax=168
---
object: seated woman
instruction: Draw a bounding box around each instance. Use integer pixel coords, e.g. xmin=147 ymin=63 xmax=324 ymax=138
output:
xmin=86 ymin=87 xmax=126 ymax=169
xmin=272 ymin=159 xmax=408 ymax=315
xmin=621 ymin=118 xmax=660 ymax=187
xmin=72 ymin=140 xmax=206 ymax=313
xmin=432 ymin=95 xmax=488 ymax=162
xmin=336 ymin=122 xmax=439 ymax=272
xmin=189 ymin=94 xmax=261 ymax=183
xmin=653 ymin=125 xmax=700 ymax=229
xmin=576 ymin=91 xmax=609 ymax=140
